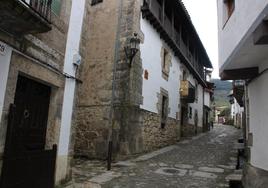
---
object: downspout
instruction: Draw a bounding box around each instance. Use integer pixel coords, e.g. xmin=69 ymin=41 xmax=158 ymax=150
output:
xmin=203 ymin=83 xmax=205 ymax=132
xmin=107 ymin=0 xmax=124 ymax=170
xmin=203 ymin=70 xmax=206 ymax=132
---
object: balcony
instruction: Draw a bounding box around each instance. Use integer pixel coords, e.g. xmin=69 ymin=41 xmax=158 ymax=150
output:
xmin=180 ymin=80 xmax=196 ymax=103
xmin=142 ymin=0 xmax=208 ymax=84
xmin=233 ymin=81 xmax=245 ymax=107
xmin=0 ymin=0 xmax=52 ymax=36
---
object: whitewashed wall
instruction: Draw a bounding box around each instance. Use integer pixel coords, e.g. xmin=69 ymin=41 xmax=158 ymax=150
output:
xmin=0 ymin=41 xmax=12 ymax=123
xmin=188 ymin=75 xmax=204 ymax=127
xmin=204 ymin=91 xmax=210 ymax=107
xmin=248 ymin=63 xmax=268 ymax=171
xmin=140 ymin=18 xmax=181 ymax=119
xmin=56 ymin=0 xmax=85 ymax=183
xmin=231 ymin=98 xmax=243 ymax=118
xmin=58 ymin=0 xmax=85 ymax=156
xmin=217 ymin=0 xmax=268 ymax=69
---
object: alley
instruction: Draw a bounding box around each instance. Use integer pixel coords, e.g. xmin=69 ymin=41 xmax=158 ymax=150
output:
xmin=71 ymin=125 xmax=242 ymax=188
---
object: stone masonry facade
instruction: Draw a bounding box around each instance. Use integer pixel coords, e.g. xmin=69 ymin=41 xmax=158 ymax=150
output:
xmin=75 ymin=0 xmax=120 ymax=160
xmin=141 ymin=109 xmax=180 ymax=152
xmin=75 ymin=0 xmax=144 ymax=160
xmin=181 ymin=122 xmax=203 ymax=138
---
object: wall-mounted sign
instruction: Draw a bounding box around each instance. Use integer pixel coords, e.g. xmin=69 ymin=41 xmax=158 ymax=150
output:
xmin=0 ymin=41 xmax=7 ymax=56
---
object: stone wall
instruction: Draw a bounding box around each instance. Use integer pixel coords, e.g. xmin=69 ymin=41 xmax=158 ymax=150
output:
xmin=74 ymin=106 xmax=111 ymax=159
xmin=141 ymin=109 xmax=180 ymax=152
xmin=181 ymin=123 xmax=203 ymax=138
xmin=75 ymin=0 xmax=144 ymax=159
xmin=74 ymin=0 xmax=119 ymax=159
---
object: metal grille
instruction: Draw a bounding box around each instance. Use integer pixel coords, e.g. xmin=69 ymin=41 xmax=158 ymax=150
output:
xmin=22 ymin=0 xmax=52 ymax=21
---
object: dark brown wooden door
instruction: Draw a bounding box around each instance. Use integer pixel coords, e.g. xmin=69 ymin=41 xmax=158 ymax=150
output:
xmin=12 ymin=75 xmax=51 ymax=151
xmin=1 ymin=75 xmax=56 ymax=188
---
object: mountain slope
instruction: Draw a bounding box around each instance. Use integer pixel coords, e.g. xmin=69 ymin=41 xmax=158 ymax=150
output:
xmin=212 ymin=79 xmax=232 ymax=107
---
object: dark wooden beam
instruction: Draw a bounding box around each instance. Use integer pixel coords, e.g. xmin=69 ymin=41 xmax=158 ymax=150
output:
xmin=220 ymin=67 xmax=259 ymax=80
xmin=162 ymin=0 xmax=165 ymax=24
xmin=253 ymin=20 xmax=268 ymax=45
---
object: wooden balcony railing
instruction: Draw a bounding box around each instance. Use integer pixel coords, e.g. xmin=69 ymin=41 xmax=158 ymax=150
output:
xmin=0 ymin=0 xmax=52 ymax=35
xmin=142 ymin=0 xmax=205 ymax=81
xmin=23 ymin=0 xmax=52 ymax=22
xmin=180 ymin=80 xmax=196 ymax=103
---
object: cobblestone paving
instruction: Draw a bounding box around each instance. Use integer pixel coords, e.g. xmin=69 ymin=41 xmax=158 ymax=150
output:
xmin=71 ymin=125 xmax=242 ymax=188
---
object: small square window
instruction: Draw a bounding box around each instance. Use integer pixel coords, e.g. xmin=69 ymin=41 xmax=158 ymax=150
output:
xmin=91 ymin=0 xmax=103 ymax=6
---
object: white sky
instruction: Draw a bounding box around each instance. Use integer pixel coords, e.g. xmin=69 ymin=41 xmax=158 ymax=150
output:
xmin=182 ymin=0 xmax=219 ymax=78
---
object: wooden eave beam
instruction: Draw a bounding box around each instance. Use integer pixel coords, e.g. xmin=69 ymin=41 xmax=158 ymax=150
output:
xmin=220 ymin=67 xmax=259 ymax=80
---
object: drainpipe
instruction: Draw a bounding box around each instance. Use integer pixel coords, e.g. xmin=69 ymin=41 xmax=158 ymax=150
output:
xmin=203 ymin=70 xmax=206 ymax=132
xmin=203 ymin=83 xmax=205 ymax=132
xmin=107 ymin=0 xmax=124 ymax=171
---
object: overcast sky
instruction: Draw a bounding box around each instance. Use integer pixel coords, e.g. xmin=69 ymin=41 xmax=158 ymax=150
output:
xmin=182 ymin=0 xmax=219 ymax=78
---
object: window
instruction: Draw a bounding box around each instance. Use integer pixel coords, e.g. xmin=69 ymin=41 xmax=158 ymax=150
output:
xmin=163 ymin=49 xmax=168 ymax=70
xmin=195 ymin=83 xmax=198 ymax=102
xmin=161 ymin=95 xmax=168 ymax=128
xmin=161 ymin=47 xmax=171 ymax=80
xmin=189 ymin=107 xmax=192 ymax=119
xmin=51 ymin=0 xmax=61 ymax=15
xmin=223 ymin=0 xmax=235 ymax=26
xmin=91 ymin=0 xmax=103 ymax=6
xmin=182 ymin=70 xmax=187 ymax=80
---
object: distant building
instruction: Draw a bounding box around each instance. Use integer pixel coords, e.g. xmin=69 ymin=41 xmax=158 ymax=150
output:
xmin=228 ymin=81 xmax=245 ymax=129
xmin=217 ymin=0 xmax=268 ymax=187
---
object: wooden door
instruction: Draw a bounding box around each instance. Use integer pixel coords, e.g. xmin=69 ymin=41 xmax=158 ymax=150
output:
xmin=0 ymin=75 xmax=56 ymax=188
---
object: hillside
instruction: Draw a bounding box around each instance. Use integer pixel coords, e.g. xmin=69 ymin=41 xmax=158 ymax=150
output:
xmin=212 ymin=79 xmax=232 ymax=108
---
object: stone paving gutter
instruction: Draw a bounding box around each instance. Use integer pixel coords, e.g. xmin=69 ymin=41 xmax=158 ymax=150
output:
xmin=63 ymin=125 xmax=243 ymax=188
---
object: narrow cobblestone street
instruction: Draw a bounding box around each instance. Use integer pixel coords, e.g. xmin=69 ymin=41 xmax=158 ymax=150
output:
xmin=71 ymin=125 xmax=242 ymax=188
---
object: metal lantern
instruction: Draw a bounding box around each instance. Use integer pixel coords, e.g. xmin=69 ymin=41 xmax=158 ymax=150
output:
xmin=124 ymin=33 xmax=140 ymax=67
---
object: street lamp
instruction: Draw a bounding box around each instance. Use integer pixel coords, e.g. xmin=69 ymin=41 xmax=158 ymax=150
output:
xmin=124 ymin=33 xmax=140 ymax=67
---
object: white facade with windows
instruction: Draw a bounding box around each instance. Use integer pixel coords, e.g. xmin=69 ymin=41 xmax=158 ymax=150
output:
xmin=218 ymin=0 xmax=268 ymax=186
xmin=140 ymin=18 xmax=206 ymax=130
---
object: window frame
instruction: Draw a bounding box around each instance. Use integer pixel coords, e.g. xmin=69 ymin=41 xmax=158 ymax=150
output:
xmin=161 ymin=47 xmax=171 ymax=80
xmin=91 ymin=0 xmax=103 ymax=6
xmin=161 ymin=95 xmax=168 ymax=129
